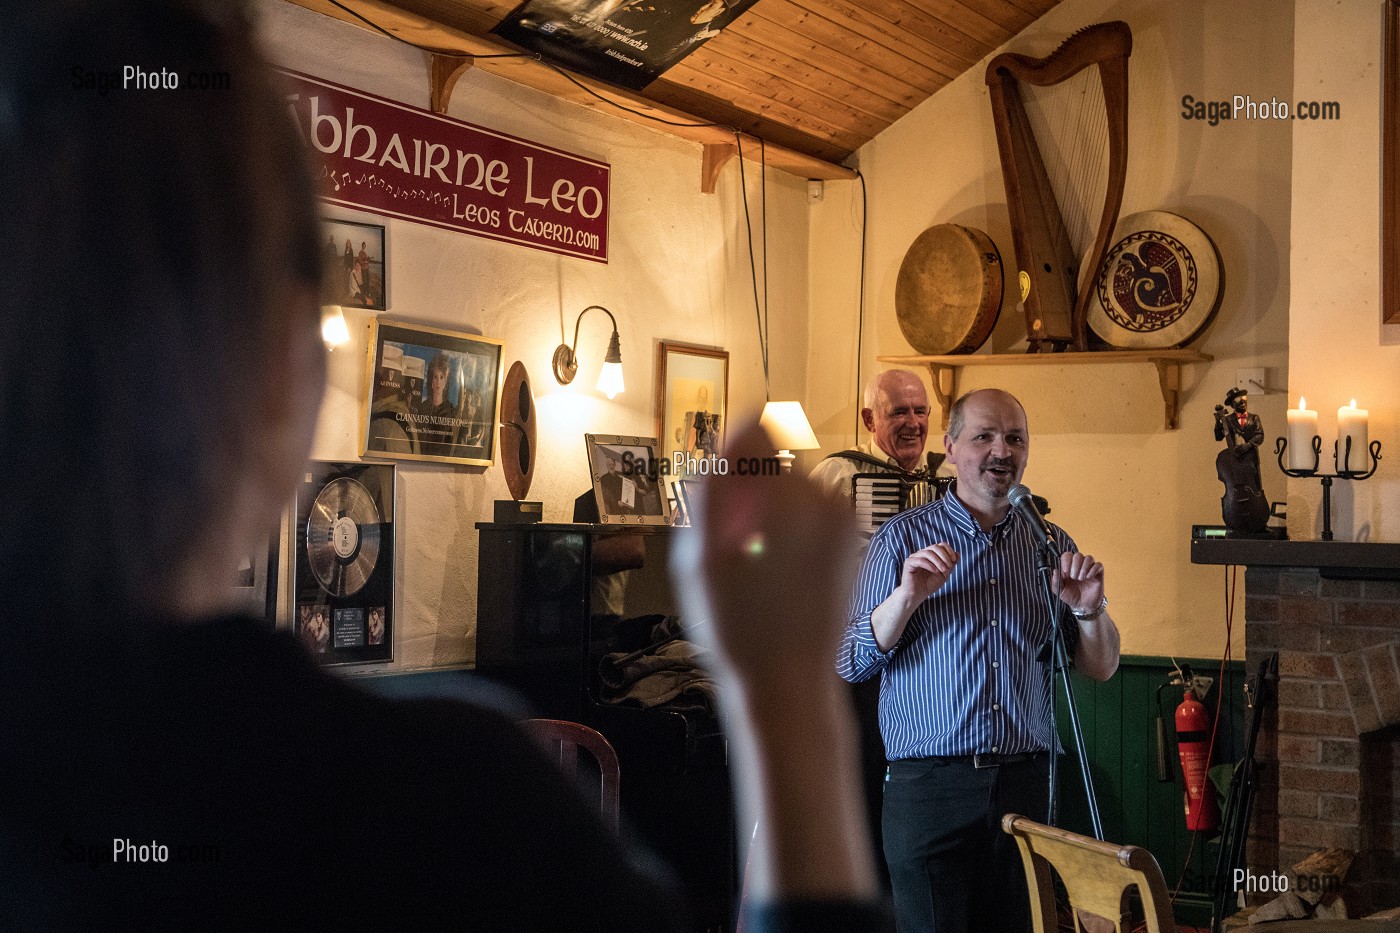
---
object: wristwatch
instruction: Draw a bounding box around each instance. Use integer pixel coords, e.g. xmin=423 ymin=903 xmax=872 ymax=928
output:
xmin=1072 ymin=595 xmax=1108 ymax=621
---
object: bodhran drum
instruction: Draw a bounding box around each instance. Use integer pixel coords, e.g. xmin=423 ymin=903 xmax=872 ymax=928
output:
xmin=895 ymin=224 xmax=1003 ymax=355
xmin=1086 ymin=210 xmax=1222 ymax=349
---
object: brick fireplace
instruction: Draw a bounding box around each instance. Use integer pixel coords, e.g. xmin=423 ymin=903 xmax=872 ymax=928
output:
xmin=1194 ymin=538 xmax=1400 ymax=914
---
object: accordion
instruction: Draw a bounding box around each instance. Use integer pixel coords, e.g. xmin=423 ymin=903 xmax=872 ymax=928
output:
xmin=852 ymin=472 xmax=951 ymax=537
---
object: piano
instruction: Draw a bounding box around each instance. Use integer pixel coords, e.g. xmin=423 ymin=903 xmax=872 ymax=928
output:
xmin=475 ymin=522 xmax=735 ymax=931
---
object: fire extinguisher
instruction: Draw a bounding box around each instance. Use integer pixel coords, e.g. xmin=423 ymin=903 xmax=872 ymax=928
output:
xmin=1176 ymin=684 xmax=1221 ymax=832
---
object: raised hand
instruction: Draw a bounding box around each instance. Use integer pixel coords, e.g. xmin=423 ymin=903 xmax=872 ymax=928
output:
xmin=1053 ymin=550 xmax=1104 ymax=616
xmin=899 ymin=543 xmax=959 ymax=603
xmin=670 ymin=422 xmax=862 ymax=687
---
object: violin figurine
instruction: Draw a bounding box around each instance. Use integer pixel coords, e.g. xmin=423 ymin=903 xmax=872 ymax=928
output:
xmin=1213 ymin=387 xmax=1270 ymax=533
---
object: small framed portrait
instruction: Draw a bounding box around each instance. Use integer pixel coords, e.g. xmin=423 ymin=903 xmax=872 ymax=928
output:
xmin=363 ymin=319 xmax=504 ymax=467
xmin=667 ymin=477 xmax=692 ymax=527
xmin=655 ymin=342 xmax=728 ymax=478
xmin=229 ymin=525 xmax=278 ymax=629
xmin=585 ymin=434 xmax=671 ymax=525
xmin=321 ymin=218 xmax=387 ymax=311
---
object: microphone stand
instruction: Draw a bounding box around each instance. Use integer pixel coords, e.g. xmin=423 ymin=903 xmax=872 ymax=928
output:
xmin=1034 ymin=540 xmax=1104 ymax=839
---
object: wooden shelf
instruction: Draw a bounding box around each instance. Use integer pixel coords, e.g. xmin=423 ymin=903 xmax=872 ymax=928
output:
xmin=1191 ymin=537 xmax=1400 ymax=580
xmin=877 ymin=349 xmax=1213 ymax=431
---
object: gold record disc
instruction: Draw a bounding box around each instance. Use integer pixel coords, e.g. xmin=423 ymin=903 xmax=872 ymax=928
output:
xmin=1086 ymin=210 xmax=1222 ymax=349
xmin=895 ymin=224 xmax=1003 ymax=355
xmin=306 ymin=476 xmax=381 ymax=597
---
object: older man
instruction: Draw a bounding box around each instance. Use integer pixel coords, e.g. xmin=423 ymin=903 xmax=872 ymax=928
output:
xmin=808 ymin=369 xmax=947 ymax=890
xmin=838 ymin=388 xmax=1120 ymax=933
xmin=809 ymin=370 xmax=945 ymax=502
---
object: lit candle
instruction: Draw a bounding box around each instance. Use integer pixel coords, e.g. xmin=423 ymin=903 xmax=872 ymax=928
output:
xmin=1286 ymin=397 xmax=1318 ymax=471
xmin=1337 ymin=399 xmax=1369 ymax=472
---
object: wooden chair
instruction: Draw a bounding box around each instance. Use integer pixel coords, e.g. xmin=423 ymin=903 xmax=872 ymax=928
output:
xmin=524 ymin=719 xmax=621 ymax=834
xmin=1001 ymin=814 xmax=1177 ymax=933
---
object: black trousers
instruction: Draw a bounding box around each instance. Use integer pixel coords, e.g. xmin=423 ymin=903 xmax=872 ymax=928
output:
xmin=882 ymin=754 xmax=1049 ymax=933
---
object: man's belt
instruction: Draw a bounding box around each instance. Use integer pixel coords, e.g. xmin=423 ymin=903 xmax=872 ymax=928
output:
xmin=920 ymin=751 xmax=1046 ymax=769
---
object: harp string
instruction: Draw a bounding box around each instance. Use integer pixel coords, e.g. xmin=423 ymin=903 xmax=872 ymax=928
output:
xmin=1022 ymin=68 xmax=1111 ymax=267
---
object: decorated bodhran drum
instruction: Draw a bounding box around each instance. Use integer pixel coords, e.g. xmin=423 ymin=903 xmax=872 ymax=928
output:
xmin=895 ymin=224 xmax=1003 ymax=355
xmin=1086 ymin=210 xmax=1222 ymax=349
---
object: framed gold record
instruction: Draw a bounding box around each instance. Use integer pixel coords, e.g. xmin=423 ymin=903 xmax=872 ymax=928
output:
xmin=1085 ymin=210 xmax=1222 ymax=349
xmin=293 ymin=462 xmax=395 ymax=665
xmin=306 ymin=477 xmax=380 ymax=597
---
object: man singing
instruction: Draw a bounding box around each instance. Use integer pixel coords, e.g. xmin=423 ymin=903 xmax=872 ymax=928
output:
xmin=837 ymin=388 xmax=1120 ymax=933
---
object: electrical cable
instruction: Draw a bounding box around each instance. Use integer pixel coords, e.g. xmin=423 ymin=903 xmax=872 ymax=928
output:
xmin=325 ymin=0 xmax=527 ymax=57
xmin=852 ymin=167 xmax=868 ymax=441
xmin=735 ymin=132 xmax=769 ymax=396
xmin=759 ymin=137 xmax=768 ymax=395
xmin=539 ymin=59 xmax=729 ymax=128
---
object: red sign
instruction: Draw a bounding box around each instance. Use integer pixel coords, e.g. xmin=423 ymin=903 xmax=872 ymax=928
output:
xmin=280 ymin=70 xmax=610 ymax=263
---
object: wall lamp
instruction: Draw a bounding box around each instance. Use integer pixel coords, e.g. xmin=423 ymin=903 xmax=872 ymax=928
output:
xmin=552 ymin=304 xmax=624 ymax=399
xmin=321 ymin=305 xmax=350 ymax=350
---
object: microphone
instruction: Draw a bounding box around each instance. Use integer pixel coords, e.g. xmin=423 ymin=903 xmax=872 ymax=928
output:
xmin=1009 ymin=483 xmax=1060 ymax=556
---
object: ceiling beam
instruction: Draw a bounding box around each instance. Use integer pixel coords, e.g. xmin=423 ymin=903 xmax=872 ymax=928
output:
xmin=283 ymin=0 xmax=858 ymax=182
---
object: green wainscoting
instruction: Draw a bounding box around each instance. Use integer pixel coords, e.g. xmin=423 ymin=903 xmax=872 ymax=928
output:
xmin=1052 ymin=654 xmax=1248 ymax=923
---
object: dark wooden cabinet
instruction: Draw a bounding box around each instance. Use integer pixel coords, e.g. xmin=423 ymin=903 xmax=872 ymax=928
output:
xmin=476 ymin=523 xmax=736 ymax=931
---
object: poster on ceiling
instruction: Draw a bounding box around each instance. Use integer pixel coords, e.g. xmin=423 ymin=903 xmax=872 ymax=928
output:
xmin=279 ymin=70 xmax=610 ymax=263
xmin=492 ymin=0 xmax=760 ymax=90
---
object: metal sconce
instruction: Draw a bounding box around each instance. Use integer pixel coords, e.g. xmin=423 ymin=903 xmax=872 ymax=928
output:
xmin=552 ymin=305 xmax=624 ymax=399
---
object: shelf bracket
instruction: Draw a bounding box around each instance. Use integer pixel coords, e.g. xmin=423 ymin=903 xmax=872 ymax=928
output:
xmin=924 ymin=363 xmax=957 ymax=431
xmin=428 ymin=53 xmax=475 ymax=115
xmin=1153 ymin=358 xmax=1182 ymax=430
xmin=701 ymin=143 xmax=737 ymax=194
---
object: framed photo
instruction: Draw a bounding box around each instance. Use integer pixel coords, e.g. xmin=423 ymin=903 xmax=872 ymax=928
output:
xmin=322 ymin=218 xmax=387 ymax=311
xmin=585 ymin=434 xmax=671 ymax=525
xmin=669 ymin=477 xmax=693 ymax=527
xmin=655 ymin=342 xmax=728 ymax=477
xmin=293 ymin=461 xmax=395 ymax=666
xmin=363 ymin=319 xmax=503 ymax=467
xmin=229 ymin=524 xmax=278 ymax=629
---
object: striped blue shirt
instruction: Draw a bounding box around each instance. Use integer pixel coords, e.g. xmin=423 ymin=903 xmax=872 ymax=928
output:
xmin=836 ymin=484 xmax=1078 ymax=761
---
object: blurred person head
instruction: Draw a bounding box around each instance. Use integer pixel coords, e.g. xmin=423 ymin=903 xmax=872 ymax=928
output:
xmin=0 ymin=0 xmax=325 ymax=620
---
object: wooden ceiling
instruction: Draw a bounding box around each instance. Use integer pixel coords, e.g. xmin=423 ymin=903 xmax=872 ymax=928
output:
xmin=287 ymin=0 xmax=1063 ymax=180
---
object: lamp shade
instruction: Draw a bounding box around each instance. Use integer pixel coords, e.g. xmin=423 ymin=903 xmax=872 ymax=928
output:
xmin=759 ymin=401 xmax=819 ymax=451
xmin=596 ymin=360 xmax=625 ymax=399
xmin=320 ymin=305 xmax=350 ymax=348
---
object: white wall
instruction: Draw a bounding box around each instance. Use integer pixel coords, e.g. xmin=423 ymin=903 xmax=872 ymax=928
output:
xmin=808 ymin=0 xmax=1304 ymax=659
xmin=1287 ymin=0 xmax=1400 ymax=541
xmin=258 ymin=0 xmax=807 ymax=671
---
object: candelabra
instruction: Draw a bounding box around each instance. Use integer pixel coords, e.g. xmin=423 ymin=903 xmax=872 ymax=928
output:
xmin=1275 ymin=435 xmax=1383 ymax=541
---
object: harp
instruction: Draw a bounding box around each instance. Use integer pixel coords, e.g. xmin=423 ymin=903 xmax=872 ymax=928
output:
xmin=986 ymin=21 xmax=1132 ymax=352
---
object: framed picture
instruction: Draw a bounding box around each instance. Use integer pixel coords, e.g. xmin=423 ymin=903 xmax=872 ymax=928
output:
xmin=363 ymin=319 xmax=503 ymax=467
xmin=670 ymin=477 xmax=693 ymax=527
xmin=322 ymin=218 xmax=387 ymax=311
xmin=655 ymin=342 xmax=728 ymax=478
xmin=292 ymin=461 xmax=395 ymax=666
xmin=585 ymin=434 xmax=671 ymax=525
xmin=229 ymin=524 xmax=279 ymax=629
